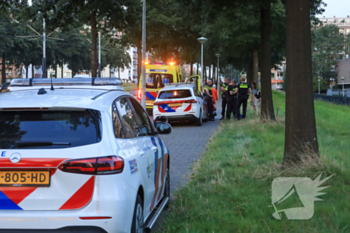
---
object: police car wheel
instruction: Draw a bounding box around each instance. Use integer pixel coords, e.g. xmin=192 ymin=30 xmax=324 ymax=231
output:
xmin=131 ymin=194 xmax=144 ymax=233
xmin=164 ymin=168 xmax=170 ymax=209
xmin=196 ymin=110 xmax=203 ymax=126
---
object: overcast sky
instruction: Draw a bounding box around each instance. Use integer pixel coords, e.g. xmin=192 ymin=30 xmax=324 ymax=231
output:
xmin=321 ymin=0 xmax=350 ymax=17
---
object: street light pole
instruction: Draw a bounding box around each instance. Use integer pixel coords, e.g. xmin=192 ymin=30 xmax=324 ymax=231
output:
xmin=318 ymin=79 xmax=320 ymax=94
xmin=42 ymin=18 xmax=46 ymax=78
xmin=341 ymin=77 xmax=345 ymax=97
xmin=197 ymin=37 xmax=207 ymax=91
xmin=141 ymin=0 xmax=147 ymax=109
xmin=98 ymin=32 xmax=101 ymax=77
xmin=215 ymin=53 xmax=221 ymax=100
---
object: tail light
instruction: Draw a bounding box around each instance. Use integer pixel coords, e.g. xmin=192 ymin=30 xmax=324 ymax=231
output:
xmin=154 ymin=101 xmax=164 ymax=105
xmin=137 ymin=89 xmax=141 ymax=100
xmin=59 ymin=156 xmax=124 ymax=175
xmin=184 ymin=99 xmax=197 ymax=103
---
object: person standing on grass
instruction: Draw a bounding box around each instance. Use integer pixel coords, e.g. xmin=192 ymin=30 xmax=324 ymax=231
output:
xmin=250 ymin=81 xmax=260 ymax=116
xmin=226 ymin=79 xmax=238 ymax=119
xmin=235 ymin=76 xmax=251 ymax=120
xmin=220 ymin=78 xmax=230 ymax=120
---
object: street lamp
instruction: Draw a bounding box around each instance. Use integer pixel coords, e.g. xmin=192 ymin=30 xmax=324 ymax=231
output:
xmin=215 ymin=53 xmax=221 ymax=100
xmin=341 ymin=77 xmax=345 ymax=97
xmin=318 ymin=78 xmax=321 ymax=94
xmin=197 ymin=37 xmax=207 ymax=90
xmin=98 ymin=32 xmax=101 ymax=77
xmin=141 ymin=0 xmax=147 ymax=108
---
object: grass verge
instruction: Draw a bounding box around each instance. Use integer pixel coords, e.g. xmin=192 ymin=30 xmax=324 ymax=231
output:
xmin=122 ymin=83 xmax=137 ymax=91
xmin=157 ymin=91 xmax=350 ymax=233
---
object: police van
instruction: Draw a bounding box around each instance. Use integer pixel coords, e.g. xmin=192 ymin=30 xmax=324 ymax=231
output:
xmin=0 ymin=77 xmax=172 ymax=233
xmin=137 ymin=62 xmax=183 ymax=112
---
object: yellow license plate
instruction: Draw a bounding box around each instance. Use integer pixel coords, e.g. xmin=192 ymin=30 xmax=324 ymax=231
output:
xmin=169 ymin=103 xmax=182 ymax=107
xmin=0 ymin=171 xmax=50 ymax=187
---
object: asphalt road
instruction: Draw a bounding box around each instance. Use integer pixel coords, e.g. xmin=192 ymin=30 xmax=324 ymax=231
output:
xmin=159 ymin=100 xmax=222 ymax=193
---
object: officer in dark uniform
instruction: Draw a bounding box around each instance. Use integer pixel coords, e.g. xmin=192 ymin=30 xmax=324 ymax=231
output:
xmin=226 ymin=79 xmax=237 ymax=119
xmin=234 ymin=77 xmax=251 ymax=120
xmin=220 ymin=78 xmax=231 ymax=120
xmin=204 ymin=80 xmax=215 ymax=121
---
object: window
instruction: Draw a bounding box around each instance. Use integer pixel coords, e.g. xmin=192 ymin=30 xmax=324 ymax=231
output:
xmin=129 ymin=98 xmax=154 ymax=136
xmin=112 ymin=102 xmax=125 ymax=138
xmin=158 ymin=89 xmax=192 ymax=99
xmin=114 ymin=97 xmax=138 ymax=138
xmin=146 ymin=73 xmax=174 ymax=89
xmin=0 ymin=110 xmax=102 ymax=149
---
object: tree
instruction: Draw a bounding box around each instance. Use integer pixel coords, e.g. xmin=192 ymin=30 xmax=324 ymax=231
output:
xmin=283 ymin=0 xmax=319 ymax=166
xmin=260 ymin=0 xmax=276 ymax=121
xmin=28 ymin=0 xmax=137 ymax=77
xmin=312 ymin=24 xmax=345 ymax=89
xmin=104 ymin=44 xmax=131 ymax=78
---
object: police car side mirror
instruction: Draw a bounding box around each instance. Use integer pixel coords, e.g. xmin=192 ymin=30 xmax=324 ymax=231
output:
xmin=154 ymin=116 xmax=168 ymax=123
xmin=155 ymin=122 xmax=172 ymax=135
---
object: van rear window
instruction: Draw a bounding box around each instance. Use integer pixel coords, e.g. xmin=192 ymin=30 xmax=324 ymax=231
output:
xmin=158 ymin=90 xmax=192 ymax=99
xmin=146 ymin=73 xmax=173 ymax=89
xmin=0 ymin=110 xmax=102 ymax=149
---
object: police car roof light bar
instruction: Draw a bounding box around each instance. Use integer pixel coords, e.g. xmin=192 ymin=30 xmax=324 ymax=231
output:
xmin=11 ymin=78 xmax=123 ymax=87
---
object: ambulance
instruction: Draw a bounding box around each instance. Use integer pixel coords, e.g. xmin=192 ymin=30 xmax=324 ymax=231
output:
xmin=137 ymin=62 xmax=183 ymax=112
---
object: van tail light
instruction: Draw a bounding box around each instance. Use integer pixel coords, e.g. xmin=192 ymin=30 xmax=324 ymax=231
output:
xmin=137 ymin=89 xmax=141 ymax=100
xmin=59 ymin=156 xmax=124 ymax=175
xmin=184 ymin=99 xmax=197 ymax=103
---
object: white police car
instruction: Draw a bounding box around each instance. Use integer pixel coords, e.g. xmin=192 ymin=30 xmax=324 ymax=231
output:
xmin=153 ymin=83 xmax=208 ymax=126
xmin=0 ymin=78 xmax=171 ymax=233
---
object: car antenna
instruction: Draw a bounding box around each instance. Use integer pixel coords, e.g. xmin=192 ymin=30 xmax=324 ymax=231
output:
xmin=50 ymin=74 xmax=54 ymax=91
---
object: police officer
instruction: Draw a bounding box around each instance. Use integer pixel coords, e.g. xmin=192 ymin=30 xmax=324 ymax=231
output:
xmin=220 ymin=78 xmax=230 ymax=120
xmin=204 ymin=80 xmax=215 ymax=121
xmin=234 ymin=77 xmax=251 ymax=120
xmin=226 ymin=79 xmax=237 ymax=119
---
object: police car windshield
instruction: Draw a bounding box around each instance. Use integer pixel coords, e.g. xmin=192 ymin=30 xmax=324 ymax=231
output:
xmin=146 ymin=73 xmax=173 ymax=89
xmin=158 ymin=90 xmax=192 ymax=99
xmin=0 ymin=110 xmax=102 ymax=149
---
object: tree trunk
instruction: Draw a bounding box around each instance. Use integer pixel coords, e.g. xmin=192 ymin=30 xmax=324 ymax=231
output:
xmin=253 ymin=49 xmax=259 ymax=83
xmin=61 ymin=63 xmax=64 ymax=78
xmin=213 ymin=64 xmax=216 ymax=84
xmin=260 ymin=1 xmax=276 ymax=121
xmin=118 ymin=68 xmax=121 ymax=79
xmin=137 ymin=42 xmax=142 ymax=84
xmin=55 ymin=65 xmax=57 ymax=78
xmin=196 ymin=63 xmax=199 ymax=75
xmin=247 ymin=58 xmax=253 ymax=85
xmin=31 ymin=64 xmax=34 ymax=79
xmin=1 ymin=54 xmax=5 ymax=84
xmin=26 ymin=64 xmax=29 ymax=79
xmin=190 ymin=63 xmax=193 ymax=76
xmin=284 ymin=0 xmax=319 ymax=166
xmin=90 ymin=11 xmax=98 ymax=78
